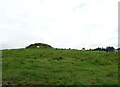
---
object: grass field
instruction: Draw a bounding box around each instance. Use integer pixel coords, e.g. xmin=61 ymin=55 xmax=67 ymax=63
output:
xmin=2 ymin=48 xmax=119 ymax=85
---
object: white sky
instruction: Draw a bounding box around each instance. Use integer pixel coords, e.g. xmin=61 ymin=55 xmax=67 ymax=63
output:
xmin=0 ymin=0 xmax=119 ymax=49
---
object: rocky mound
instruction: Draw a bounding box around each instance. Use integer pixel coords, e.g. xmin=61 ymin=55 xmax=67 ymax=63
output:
xmin=26 ymin=43 xmax=52 ymax=48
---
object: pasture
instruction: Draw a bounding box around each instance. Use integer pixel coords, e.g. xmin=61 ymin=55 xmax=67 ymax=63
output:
xmin=2 ymin=48 xmax=118 ymax=85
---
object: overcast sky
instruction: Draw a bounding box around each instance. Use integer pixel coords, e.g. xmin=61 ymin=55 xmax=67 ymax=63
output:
xmin=0 ymin=0 xmax=119 ymax=50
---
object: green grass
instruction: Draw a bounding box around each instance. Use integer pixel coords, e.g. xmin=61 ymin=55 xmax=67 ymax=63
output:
xmin=2 ymin=48 xmax=118 ymax=85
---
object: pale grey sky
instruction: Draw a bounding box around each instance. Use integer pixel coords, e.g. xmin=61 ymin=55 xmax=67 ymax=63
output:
xmin=0 ymin=0 xmax=119 ymax=49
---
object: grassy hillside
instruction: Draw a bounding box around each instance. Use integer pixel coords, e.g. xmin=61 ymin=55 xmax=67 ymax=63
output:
xmin=2 ymin=48 xmax=118 ymax=85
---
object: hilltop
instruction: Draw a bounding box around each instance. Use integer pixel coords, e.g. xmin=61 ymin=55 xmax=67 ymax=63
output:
xmin=26 ymin=43 xmax=52 ymax=49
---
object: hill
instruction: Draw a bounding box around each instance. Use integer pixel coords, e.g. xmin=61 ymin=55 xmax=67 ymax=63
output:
xmin=2 ymin=48 xmax=118 ymax=86
xmin=26 ymin=43 xmax=52 ymax=48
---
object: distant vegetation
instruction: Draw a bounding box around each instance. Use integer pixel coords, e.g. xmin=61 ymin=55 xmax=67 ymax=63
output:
xmin=87 ymin=46 xmax=116 ymax=52
xmin=2 ymin=46 xmax=118 ymax=86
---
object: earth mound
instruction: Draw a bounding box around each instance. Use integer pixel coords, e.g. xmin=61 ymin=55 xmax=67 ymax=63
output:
xmin=26 ymin=43 xmax=53 ymax=48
